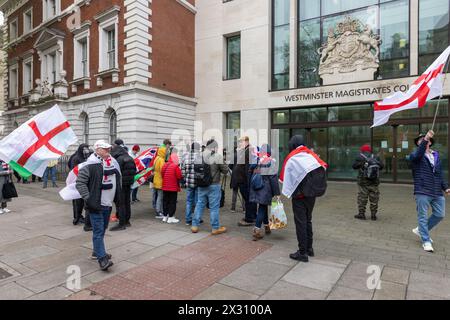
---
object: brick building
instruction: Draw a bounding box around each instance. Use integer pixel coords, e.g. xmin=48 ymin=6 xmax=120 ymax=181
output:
xmin=0 ymin=0 xmax=196 ymax=149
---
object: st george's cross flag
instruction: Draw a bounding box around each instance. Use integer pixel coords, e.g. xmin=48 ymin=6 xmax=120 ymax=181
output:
xmin=0 ymin=105 xmax=77 ymax=178
xmin=372 ymin=46 xmax=450 ymax=127
xmin=279 ymin=146 xmax=328 ymax=198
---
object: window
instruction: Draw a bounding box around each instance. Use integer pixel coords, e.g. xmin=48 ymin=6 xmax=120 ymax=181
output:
xmin=419 ymin=0 xmax=450 ymax=73
xmin=23 ymin=8 xmax=33 ymax=34
xmin=9 ymin=65 xmax=18 ymax=99
xmin=107 ymin=29 xmax=116 ymax=70
xmin=23 ymin=57 xmax=33 ymax=94
xmin=109 ymin=111 xmax=117 ymax=144
xmin=297 ymin=0 xmax=410 ymax=88
xmin=226 ymin=112 xmax=241 ymax=155
xmin=9 ymin=18 xmax=18 ymax=41
xmin=225 ymin=34 xmax=241 ymax=79
xmin=81 ymin=113 xmax=89 ymax=144
xmin=74 ymin=31 xmax=90 ymax=79
xmin=272 ymin=0 xmax=290 ymax=90
xmin=98 ymin=16 xmax=119 ymax=72
xmin=43 ymin=0 xmax=60 ymax=21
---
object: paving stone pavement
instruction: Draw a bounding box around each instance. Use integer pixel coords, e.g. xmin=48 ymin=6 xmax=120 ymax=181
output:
xmin=1 ymin=181 xmax=450 ymax=300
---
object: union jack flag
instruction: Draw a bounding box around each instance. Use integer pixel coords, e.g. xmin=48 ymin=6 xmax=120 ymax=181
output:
xmin=135 ymin=147 xmax=158 ymax=172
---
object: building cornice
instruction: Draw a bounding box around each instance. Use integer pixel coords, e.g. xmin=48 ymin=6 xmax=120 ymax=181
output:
xmin=94 ymin=5 xmax=121 ymax=23
xmin=176 ymin=0 xmax=197 ymax=14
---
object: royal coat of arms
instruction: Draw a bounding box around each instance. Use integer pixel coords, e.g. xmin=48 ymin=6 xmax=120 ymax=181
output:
xmin=318 ymin=16 xmax=381 ymax=85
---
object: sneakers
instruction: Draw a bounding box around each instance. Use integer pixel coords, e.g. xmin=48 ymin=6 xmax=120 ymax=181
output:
xmin=422 ymin=242 xmax=434 ymax=253
xmin=191 ymin=226 xmax=199 ymax=233
xmin=0 ymin=209 xmax=3 ymax=215
xmin=238 ymin=219 xmax=254 ymax=227
xmin=252 ymin=228 xmax=264 ymax=241
xmin=167 ymin=217 xmax=180 ymax=224
xmin=162 ymin=216 xmax=168 ymax=223
xmin=99 ymin=256 xmax=114 ymax=271
xmin=109 ymin=224 xmax=126 ymax=232
xmin=155 ymin=213 xmax=164 ymax=219
xmin=91 ymin=252 xmax=112 ymax=261
xmin=2 ymin=208 xmax=11 ymax=213
xmin=211 ymin=226 xmax=227 ymax=235
xmin=289 ymin=251 xmax=309 ymax=262
xmin=412 ymin=227 xmax=433 ymax=243
xmin=83 ymin=225 xmax=93 ymax=232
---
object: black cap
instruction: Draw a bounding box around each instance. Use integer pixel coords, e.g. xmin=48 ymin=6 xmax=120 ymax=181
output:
xmin=414 ymin=134 xmax=434 ymax=147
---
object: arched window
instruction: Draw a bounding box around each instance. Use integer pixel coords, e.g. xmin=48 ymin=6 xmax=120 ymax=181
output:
xmin=109 ymin=111 xmax=117 ymax=144
xmin=81 ymin=113 xmax=89 ymax=144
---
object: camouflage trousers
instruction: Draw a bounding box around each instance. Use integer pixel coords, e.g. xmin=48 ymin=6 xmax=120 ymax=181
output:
xmin=357 ymin=183 xmax=380 ymax=215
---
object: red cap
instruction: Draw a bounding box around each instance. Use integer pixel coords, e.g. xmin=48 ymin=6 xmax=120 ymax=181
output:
xmin=132 ymin=145 xmax=140 ymax=152
xmin=360 ymin=144 xmax=372 ymax=153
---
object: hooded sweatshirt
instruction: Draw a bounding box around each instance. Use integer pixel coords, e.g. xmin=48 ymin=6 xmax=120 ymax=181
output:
xmin=153 ymin=146 xmax=167 ymax=189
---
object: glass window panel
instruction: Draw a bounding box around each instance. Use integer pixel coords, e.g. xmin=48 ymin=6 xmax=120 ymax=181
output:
xmin=379 ymin=0 xmax=409 ymax=79
xmin=419 ymin=0 xmax=449 ymax=73
xmin=227 ymin=112 xmax=241 ymax=129
xmin=298 ymin=18 xmax=320 ymax=88
xmin=328 ymin=126 xmax=372 ymax=179
xmin=328 ymin=105 xmax=371 ymax=122
xmin=421 ymin=99 xmax=449 ymax=118
xmin=272 ymin=73 xmax=290 ymax=90
xmin=397 ymin=124 xmax=421 ymax=182
xmin=299 ymin=0 xmax=320 ymax=21
xmin=274 ymin=0 xmax=290 ymax=26
xmin=292 ymin=107 xmax=327 ymax=123
xmin=273 ymin=25 xmax=290 ymax=75
xmin=277 ymin=128 xmax=291 ymax=172
xmin=227 ymin=35 xmax=241 ymax=79
xmin=322 ymin=7 xmax=378 ymax=37
xmin=372 ymin=125 xmax=394 ymax=182
xmin=321 ymin=0 xmax=378 ymax=16
xmin=273 ymin=110 xmax=290 ymax=124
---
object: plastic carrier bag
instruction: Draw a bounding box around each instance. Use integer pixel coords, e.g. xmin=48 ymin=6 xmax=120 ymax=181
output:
xmin=269 ymin=200 xmax=287 ymax=230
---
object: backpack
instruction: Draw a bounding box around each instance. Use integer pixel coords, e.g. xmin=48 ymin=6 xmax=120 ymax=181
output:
xmin=294 ymin=167 xmax=328 ymax=198
xmin=361 ymin=154 xmax=380 ymax=180
xmin=194 ymin=155 xmax=213 ymax=187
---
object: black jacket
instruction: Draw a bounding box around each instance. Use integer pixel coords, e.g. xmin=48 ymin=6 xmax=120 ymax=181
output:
xmin=233 ymin=145 xmax=253 ymax=186
xmin=111 ymin=146 xmax=137 ymax=186
xmin=68 ymin=144 xmax=90 ymax=170
xmin=352 ymin=152 xmax=384 ymax=185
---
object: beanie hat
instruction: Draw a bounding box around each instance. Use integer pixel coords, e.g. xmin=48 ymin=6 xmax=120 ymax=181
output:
xmin=360 ymin=144 xmax=372 ymax=153
xmin=132 ymin=145 xmax=140 ymax=152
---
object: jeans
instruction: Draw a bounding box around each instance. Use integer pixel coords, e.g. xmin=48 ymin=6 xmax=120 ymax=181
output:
xmin=255 ymin=204 xmax=269 ymax=229
xmin=43 ymin=167 xmax=57 ymax=186
xmin=155 ymin=189 xmax=164 ymax=214
xmin=185 ymin=187 xmax=198 ymax=223
xmin=415 ymin=195 xmax=446 ymax=243
xmin=90 ymin=207 xmax=112 ymax=260
xmin=193 ymin=184 xmax=221 ymax=230
xmin=239 ymin=184 xmax=257 ymax=222
xmin=118 ymin=185 xmax=132 ymax=225
xmin=152 ymin=188 xmax=158 ymax=209
xmin=131 ymin=187 xmax=139 ymax=201
xmin=292 ymin=197 xmax=316 ymax=255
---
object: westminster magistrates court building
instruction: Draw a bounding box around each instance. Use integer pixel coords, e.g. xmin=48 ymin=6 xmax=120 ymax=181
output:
xmin=196 ymin=0 xmax=450 ymax=183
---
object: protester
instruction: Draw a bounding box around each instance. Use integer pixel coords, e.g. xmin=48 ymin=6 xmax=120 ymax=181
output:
xmin=129 ymin=145 xmax=141 ymax=202
xmin=249 ymin=144 xmax=280 ymax=241
xmin=409 ymin=130 xmax=450 ymax=253
xmin=153 ymin=142 xmax=168 ymax=218
xmin=0 ymin=159 xmax=13 ymax=214
xmin=191 ymin=139 xmax=228 ymax=235
xmin=234 ymin=136 xmax=257 ymax=226
xmin=76 ymin=140 xmax=121 ymax=271
xmin=352 ymin=144 xmax=384 ymax=221
xmin=280 ymin=135 xmax=328 ymax=263
xmin=230 ymin=146 xmax=244 ymax=213
xmin=110 ymin=139 xmax=137 ymax=231
xmin=69 ymin=144 xmax=92 ymax=226
xmin=182 ymin=142 xmax=201 ymax=225
xmin=42 ymin=159 xmax=58 ymax=188
xmin=162 ymin=149 xmax=182 ymax=224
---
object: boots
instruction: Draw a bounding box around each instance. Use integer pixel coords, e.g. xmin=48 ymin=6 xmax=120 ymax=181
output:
xmin=252 ymin=228 xmax=264 ymax=241
xmin=264 ymin=225 xmax=272 ymax=235
xmin=371 ymin=213 xmax=377 ymax=221
xmin=354 ymin=213 xmax=366 ymax=220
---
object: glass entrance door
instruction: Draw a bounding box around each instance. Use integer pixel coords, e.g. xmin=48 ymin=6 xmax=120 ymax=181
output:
xmin=396 ymin=124 xmax=420 ymax=182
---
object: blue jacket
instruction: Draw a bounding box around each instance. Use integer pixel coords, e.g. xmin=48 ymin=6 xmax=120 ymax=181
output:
xmin=409 ymin=140 xmax=448 ymax=197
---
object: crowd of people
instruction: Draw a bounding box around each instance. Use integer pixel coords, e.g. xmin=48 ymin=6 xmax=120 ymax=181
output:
xmin=1 ymin=130 xmax=448 ymax=271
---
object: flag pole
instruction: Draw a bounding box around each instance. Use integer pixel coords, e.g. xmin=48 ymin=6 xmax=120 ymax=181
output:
xmin=431 ymin=56 xmax=450 ymax=132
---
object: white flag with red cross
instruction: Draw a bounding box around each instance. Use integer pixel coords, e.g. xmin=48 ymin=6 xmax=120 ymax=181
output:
xmin=0 ymin=105 xmax=78 ymax=178
xmin=372 ymin=46 xmax=450 ymax=127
